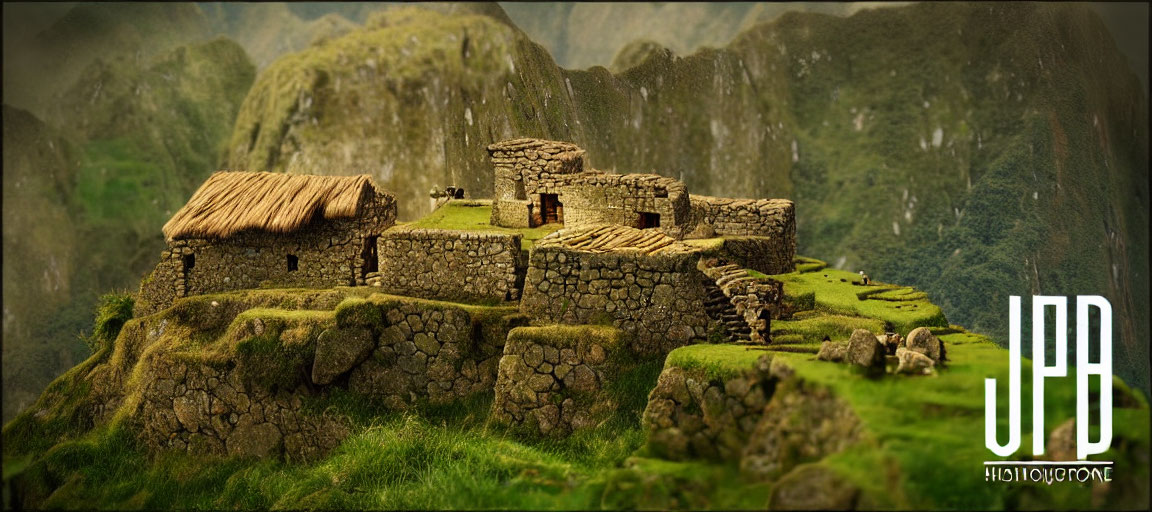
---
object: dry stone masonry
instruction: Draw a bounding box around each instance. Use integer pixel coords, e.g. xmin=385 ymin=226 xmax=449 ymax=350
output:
xmin=487 ymin=137 xmax=797 ymax=264
xmin=491 ymin=325 xmax=625 ymax=436
xmin=488 ymin=138 xmax=586 ymax=228
xmin=124 ymin=292 xmax=523 ymax=461
xmin=138 ymin=173 xmax=396 ymax=316
xmin=698 ymin=258 xmax=784 ymax=344
xmin=520 ymin=225 xmax=713 ymax=355
xmin=119 ymin=137 xmax=801 ymax=459
xmin=373 ymin=227 xmax=527 ymax=303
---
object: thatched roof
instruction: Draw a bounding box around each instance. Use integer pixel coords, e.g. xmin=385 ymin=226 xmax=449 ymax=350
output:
xmin=537 ymin=224 xmax=695 ymax=255
xmin=163 ymin=171 xmax=385 ymax=240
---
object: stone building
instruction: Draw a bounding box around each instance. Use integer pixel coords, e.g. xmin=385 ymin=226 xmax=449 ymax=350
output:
xmin=137 ymin=172 xmax=396 ymax=315
xmin=486 ymin=137 xmax=795 ymax=245
xmin=519 ymin=224 xmax=713 ymax=355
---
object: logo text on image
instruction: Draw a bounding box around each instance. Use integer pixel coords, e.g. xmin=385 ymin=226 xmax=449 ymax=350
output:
xmin=983 ymin=296 xmax=1113 ymax=483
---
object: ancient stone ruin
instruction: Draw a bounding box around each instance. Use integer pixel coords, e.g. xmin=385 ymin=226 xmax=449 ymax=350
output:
xmin=137 ymin=172 xmax=397 ymax=315
xmin=487 ymin=137 xmax=795 ymax=247
xmin=126 ymin=136 xmax=800 ymax=455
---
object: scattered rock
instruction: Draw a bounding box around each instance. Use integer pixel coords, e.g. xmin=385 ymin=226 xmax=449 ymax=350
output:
xmin=906 ymin=327 xmax=945 ymax=362
xmin=817 ymin=341 xmax=848 ymax=362
xmin=895 ymin=347 xmax=935 ymax=375
xmin=768 ymin=464 xmax=860 ymax=510
xmin=845 ymin=329 xmax=886 ymax=370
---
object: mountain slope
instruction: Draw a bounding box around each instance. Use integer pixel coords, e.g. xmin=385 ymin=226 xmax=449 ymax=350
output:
xmin=1 ymin=38 xmax=256 ymax=421
xmin=224 ymin=2 xmax=1148 ymax=391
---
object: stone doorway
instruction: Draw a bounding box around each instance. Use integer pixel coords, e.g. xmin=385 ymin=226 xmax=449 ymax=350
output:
xmin=361 ymin=235 xmax=378 ymax=279
xmin=539 ymin=193 xmax=563 ymax=224
xmin=636 ymin=212 xmax=661 ymax=229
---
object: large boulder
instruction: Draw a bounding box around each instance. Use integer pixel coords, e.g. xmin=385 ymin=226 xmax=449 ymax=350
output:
xmin=906 ymin=327 xmax=945 ymax=362
xmin=845 ymin=329 xmax=886 ymax=370
xmin=311 ymin=327 xmax=375 ymax=385
xmin=895 ymin=347 xmax=935 ymax=375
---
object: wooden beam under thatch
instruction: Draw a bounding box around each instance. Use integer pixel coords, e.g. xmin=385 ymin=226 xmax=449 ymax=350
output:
xmin=163 ymin=171 xmax=386 ymax=240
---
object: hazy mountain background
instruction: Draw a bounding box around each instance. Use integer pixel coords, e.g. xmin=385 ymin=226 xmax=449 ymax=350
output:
xmin=2 ymin=2 xmax=1148 ymax=421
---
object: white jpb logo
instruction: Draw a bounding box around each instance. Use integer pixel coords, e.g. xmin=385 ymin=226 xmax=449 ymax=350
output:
xmin=985 ymin=296 xmax=1112 ymax=460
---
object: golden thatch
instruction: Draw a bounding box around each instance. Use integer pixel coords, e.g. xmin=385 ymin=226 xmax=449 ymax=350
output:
xmin=538 ymin=224 xmax=694 ymax=255
xmin=163 ymin=171 xmax=383 ymax=240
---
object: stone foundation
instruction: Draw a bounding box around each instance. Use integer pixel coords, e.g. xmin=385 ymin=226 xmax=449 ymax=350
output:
xmin=491 ymin=325 xmax=625 ymax=436
xmin=122 ymin=291 xmax=522 ymax=461
xmin=374 ymin=227 xmax=526 ymax=303
xmin=519 ymin=237 xmax=713 ymax=355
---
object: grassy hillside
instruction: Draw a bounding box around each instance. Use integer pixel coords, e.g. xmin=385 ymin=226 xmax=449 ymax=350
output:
xmin=4 ymin=259 xmax=1146 ymax=509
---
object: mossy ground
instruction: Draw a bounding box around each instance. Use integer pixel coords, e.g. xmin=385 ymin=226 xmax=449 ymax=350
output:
xmin=403 ymin=200 xmax=562 ymax=250
xmin=662 ymin=255 xmax=1150 ymax=509
xmin=4 ymin=258 xmax=1148 ymax=510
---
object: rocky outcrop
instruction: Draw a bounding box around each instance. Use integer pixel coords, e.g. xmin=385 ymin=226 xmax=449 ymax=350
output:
xmin=643 ymin=353 xmax=863 ymax=481
xmin=740 ymin=380 xmax=862 ymax=481
xmin=27 ymin=289 xmax=525 ymax=461
xmin=643 ymin=361 xmax=773 ymax=461
xmin=767 ymin=464 xmax=861 ymax=510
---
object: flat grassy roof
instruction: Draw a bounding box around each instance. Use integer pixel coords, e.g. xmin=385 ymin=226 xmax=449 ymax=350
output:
xmin=402 ymin=200 xmax=561 ymax=250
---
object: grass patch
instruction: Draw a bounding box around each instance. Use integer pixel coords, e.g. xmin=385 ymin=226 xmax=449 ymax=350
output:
xmin=405 ymin=200 xmax=562 ymax=250
xmin=771 ymin=314 xmax=886 ymax=345
xmin=665 ymin=344 xmax=771 ymax=381
xmin=763 ymin=265 xmax=948 ymax=334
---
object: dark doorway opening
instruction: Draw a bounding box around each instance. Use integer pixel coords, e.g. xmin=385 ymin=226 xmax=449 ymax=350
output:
xmin=539 ymin=193 xmax=563 ymax=224
xmin=287 ymin=254 xmax=299 ymax=272
xmin=182 ymin=253 xmax=195 ymax=272
xmin=636 ymin=212 xmax=661 ymax=229
xmin=361 ymin=236 xmax=378 ymax=278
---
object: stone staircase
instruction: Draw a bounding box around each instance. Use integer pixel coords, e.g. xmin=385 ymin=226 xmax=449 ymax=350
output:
xmin=698 ymin=258 xmax=783 ymax=344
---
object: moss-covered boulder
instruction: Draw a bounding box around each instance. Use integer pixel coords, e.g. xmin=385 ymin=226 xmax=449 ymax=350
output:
xmin=311 ymin=327 xmax=375 ymax=385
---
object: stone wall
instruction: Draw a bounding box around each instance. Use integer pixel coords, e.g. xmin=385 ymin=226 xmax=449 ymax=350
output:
xmin=137 ymin=192 xmax=396 ymax=316
xmin=127 ymin=292 xmax=523 ymax=461
xmin=340 ymin=296 xmax=528 ymax=409
xmin=643 ymin=359 xmax=775 ymax=462
xmin=701 ymin=236 xmax=795 ymax=276
xmin=491 ymin=325 xmax=624 ymax=436
xmin=519 ymin=244 xmax=712 ymax=355
xmin=374 ymin=227 xmax=526 ymax=303
xmin=688 ymin=196 xmax=796 ymax=243
xmin=549 ymin=172 xmax=692 ymax=237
